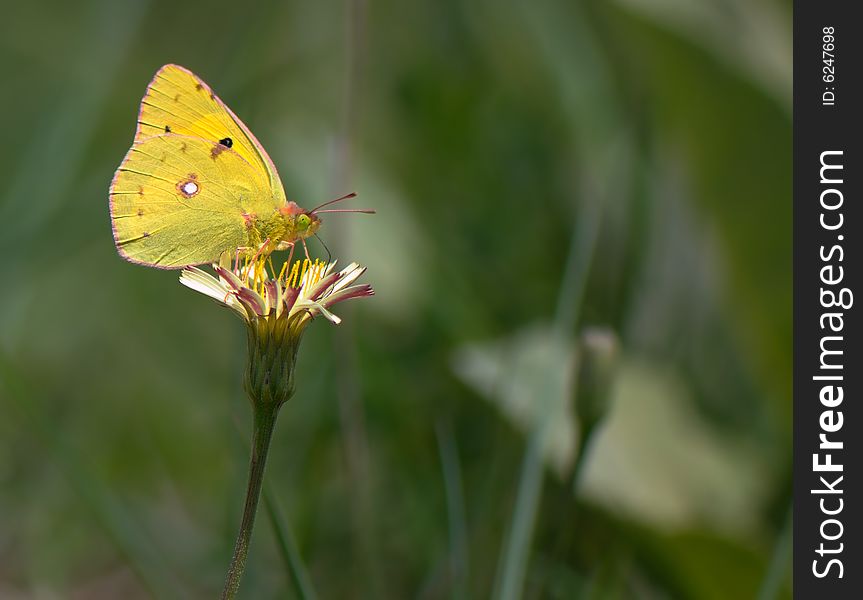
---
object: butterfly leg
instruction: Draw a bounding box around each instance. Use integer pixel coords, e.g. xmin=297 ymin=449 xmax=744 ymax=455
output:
xmin=234 ymin=246 xmax=253 ymax=269
xmin=249 ymin=239 xmax=270 ymax=272
xmin=271 ymin=239 xmax=297 ymax=267
xmin=233 ymin=247 xmax=242 ymax=272
xmin=286 ymin=242 xmax=295 ymax=268
xmin=274 ymin=241 xmax=297 ymax=263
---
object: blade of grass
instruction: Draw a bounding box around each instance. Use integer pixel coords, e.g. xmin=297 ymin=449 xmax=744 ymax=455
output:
xmin=330 ymin=0 xmax=383 ymax=594
xmin=435 ymin=419 xmax=470 ymax=599
xmin=757 ymin=505 xmax=792 ymax=600
xmin=492 ymin=191 xmax=602 ymax=600
xmin=263 ymin=486 xmax=318 ymax=600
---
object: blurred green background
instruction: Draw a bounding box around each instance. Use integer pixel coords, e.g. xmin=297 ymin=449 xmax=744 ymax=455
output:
xmin=0 ymin=0 xmax=791 ymax=598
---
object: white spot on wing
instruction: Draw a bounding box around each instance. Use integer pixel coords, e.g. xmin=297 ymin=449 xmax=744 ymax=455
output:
xmin=176 ymin=175 xmax=201 ymax=198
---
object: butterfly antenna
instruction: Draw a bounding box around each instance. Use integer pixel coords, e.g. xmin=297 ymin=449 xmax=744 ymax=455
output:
xmin=309 ymin=192 xmax=376 ymax=214
xmin=309 ymin=192 xmax=357 ymax=213
xmin=314 ymin=233 xmax=333 ymax=265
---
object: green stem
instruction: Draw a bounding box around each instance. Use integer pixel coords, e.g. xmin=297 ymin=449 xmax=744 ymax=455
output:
xmin=222 ymin=404 xmax=280 ymax=599
xmin=571 ymin=421 xmax=598 ymax=494
xmin=493 ymin=424 xmax=547 ymax=600
xmin=494 ymin=165 xmax=604 ymax=599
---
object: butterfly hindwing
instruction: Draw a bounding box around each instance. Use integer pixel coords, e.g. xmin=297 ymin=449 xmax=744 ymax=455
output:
xmin=110 ymin=134 xmax=270 ymax=268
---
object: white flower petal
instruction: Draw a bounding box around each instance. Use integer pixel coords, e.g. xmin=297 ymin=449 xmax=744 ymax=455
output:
xmin=330 ymin=264 xmax=366 ymax=294
xmin=217 ymin=267 xmax=245 ymax=291
xmin=180 ymin=268 xmax=229 ymax=303
xmin=180 ymin=268 xmax=248 ymax=319
xmin=294 ymin=299 xmax=342 ymax=324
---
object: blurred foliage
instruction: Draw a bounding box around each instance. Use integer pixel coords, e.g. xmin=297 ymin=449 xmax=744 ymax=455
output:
xmin=0 ymin=0 xmax=790 ymax=598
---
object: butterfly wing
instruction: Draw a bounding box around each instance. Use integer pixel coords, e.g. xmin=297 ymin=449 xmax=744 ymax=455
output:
xmin=110 ymin=134 xmax=270 ymax=268
xmin=135 ymin=64 xmax=287 ymax=207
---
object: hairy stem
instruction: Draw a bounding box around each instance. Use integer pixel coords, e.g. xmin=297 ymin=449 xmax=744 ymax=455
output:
xmin=222 ymin=404 xmax=280 ymax=599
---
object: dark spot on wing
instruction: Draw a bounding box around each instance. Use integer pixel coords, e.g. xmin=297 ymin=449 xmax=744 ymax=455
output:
xmin=211 ymin=144 xmax=226 ymax=159
xmin=180 ymin=142 xmax=187 ymax=153
xmin=143 ymin=231 xmax=150 ymax=238
xmin=195 ymin=83 xmax=203 ymax=91
xmin=174 ymin=94 xmax=181 ymax=102
xmin=219 ymin=137 xmax=233 ymax=148
xmin=164 ymin=125 xmax=172 ymax=133
xmin=137 ymin=208 xmax=144 ymax=216
xmin=138 ymin=185 xmax=144 ymax=196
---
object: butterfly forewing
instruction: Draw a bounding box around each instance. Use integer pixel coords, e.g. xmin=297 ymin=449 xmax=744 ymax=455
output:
xmin=110 ymin=134 xmax=269 ymax=268
xmin=135 ymin=64 xmax=286 ymax=205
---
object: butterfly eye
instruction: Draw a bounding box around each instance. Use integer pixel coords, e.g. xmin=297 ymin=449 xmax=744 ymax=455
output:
xmin=297 ymin=214 xmax=311 ymax=230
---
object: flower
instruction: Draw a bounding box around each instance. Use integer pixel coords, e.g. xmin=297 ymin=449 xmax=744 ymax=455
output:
xmin=179 ymin=257 xmax=373 ymax=408
xmin=177 ymin=255 xmax=372 ymax=598
xmin=180 ymin=257 xmax=373 ymax=326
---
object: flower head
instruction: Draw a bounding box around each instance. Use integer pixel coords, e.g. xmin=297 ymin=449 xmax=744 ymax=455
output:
xmin=179 ymin=257 xmax=373 ymax=408
xmin=180 ymin=257 xmax=372 ymax=325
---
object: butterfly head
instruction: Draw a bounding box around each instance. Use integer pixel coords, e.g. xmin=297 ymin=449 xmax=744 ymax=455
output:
xmin=294 ymin=211 xmax=322 ymax=238
xmin=280 ymin=193 xmax=374 ymax=243
xmin=279 ymin=202 xmax=322 ymax=240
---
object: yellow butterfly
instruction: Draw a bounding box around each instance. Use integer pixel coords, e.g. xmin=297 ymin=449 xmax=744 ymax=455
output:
xmin=110 ymin=64 xmax=370 ymax=269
